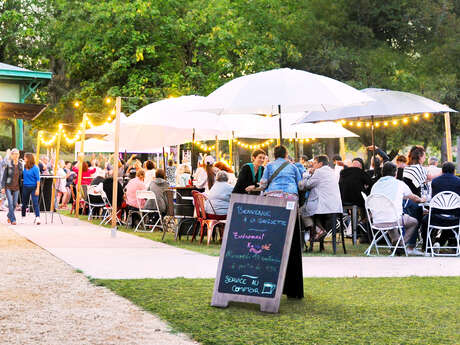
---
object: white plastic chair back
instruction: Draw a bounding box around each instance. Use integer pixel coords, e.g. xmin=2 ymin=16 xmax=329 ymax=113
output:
xmin=136 ymin=190 xmax=158 ymax=211
xmin=429 ymin=191 xmax=460 ymax=211
xmin=87 ymin=185 xmax=105 ymax=207
xmin=365 ymin=194 xmax=400 ymax=225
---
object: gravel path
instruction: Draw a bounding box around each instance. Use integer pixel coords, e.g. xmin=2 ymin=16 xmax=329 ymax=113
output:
xmin=0 ymin=225 xmax=198 ymax=345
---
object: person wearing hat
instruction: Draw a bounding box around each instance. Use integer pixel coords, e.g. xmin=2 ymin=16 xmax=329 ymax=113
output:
xmin=193 ymin=155 xmax=217 ymax=193
xmin=1 ymin=148 xmax=23 ymax=225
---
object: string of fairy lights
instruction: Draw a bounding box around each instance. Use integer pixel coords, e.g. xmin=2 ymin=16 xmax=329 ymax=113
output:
xmin=37 ymin=98 xmax=433 ymax=149
xmin=336 ymin=113 xmax=431 ymax=128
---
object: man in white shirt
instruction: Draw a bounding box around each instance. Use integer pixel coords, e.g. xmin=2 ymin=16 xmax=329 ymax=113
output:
xmin=370 ymin=162 xmax=426 ymax=255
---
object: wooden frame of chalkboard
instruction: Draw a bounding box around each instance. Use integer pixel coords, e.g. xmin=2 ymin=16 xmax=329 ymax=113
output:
xmin=211 ymin=193 xmax=297 ymax=313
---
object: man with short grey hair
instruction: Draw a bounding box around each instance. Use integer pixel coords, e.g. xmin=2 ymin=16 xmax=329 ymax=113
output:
xmin=427 ymin=157 xmax=441 ymax=176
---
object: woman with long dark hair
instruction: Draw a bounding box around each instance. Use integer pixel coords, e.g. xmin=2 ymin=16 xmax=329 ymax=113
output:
xmin=193 ymin=155 xmax=217 ymax=192
xmin=22 ymin=153 xmax=41 ymax=224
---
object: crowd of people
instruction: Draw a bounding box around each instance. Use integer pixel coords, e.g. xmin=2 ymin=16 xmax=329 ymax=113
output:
xmin=1 ymin=143 xmax=459 ymax=256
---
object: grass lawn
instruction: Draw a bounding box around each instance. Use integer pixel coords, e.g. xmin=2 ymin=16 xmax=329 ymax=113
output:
xmin=63 ymin=210 xmax=370 ymax=257
xmin=94 ymin=277 xmax=460 ymax=345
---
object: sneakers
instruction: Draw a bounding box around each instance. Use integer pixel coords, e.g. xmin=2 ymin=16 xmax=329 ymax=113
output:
xmin=433 ymin=242 xmax=440 ymax=254
xmin=407 ymin=248 xmax=425 ymax=256
xmin=34 ymin=217 xmax=41 ymax=225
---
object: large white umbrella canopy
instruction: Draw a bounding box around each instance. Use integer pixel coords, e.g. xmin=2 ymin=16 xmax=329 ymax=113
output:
xmin=223 ymin=113 xmax=358 ymax=139
xmin=86 ymin=112 xmax=128 ymax=136
xmin=296 ymin=88 xmax=457 ymax=123
xmin=194 ymin=68 xmax=373 ymax=140
xmin=112 ymin=96 xmax=231 ymax=151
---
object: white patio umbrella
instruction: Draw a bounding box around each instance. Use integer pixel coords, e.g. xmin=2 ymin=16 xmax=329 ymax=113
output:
xmin=75 ymin=138 xmax=164 ymax=154
xmin=86 ymin=112 xmax=129 ymax=136
xmin=195 ymin=68 xmax=374 ymax=140
xmin=223 ymin=113 xmax=358 ymax=139
xmin=104 ymin=96 xmax=231 ymax=152
xmin=296 ymin=88 xmax=458 ymax=160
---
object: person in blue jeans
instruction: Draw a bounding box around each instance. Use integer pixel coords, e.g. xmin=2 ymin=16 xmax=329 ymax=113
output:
xmin=1 ymin=148 xmax=23 ymax=225
xmin=21 ymin=153 xmax=41 ymax=225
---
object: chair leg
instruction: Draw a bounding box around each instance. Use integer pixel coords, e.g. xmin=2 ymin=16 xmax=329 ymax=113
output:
xmin=331 ymin=214 xmax=337 ymax=254
xmin=339 ymin=213 xmax=347 ymax=254
xmin=352 ymin=206 xmax=358 ymax=246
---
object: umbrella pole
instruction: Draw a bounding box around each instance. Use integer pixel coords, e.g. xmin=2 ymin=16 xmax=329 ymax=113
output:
xmin=215 ymin=135 xmax=219 ymax=161
xmin=444 ymin=112 xmax=452 ymax=161
xmin=371 ymin=116 xmax=376 ymax=175
xmin=191 ymin=128 xmax=195 ymax=174
xmin=111 ymin=96 xmax=122 ymax=230
xmin=229 ymin=131 xmax=233 ymax=169
xmin=278 ymin=104 xmax=283 ymax=145
xmin=294 ymin=132 xmax=298 ymax=161
xmin=162 ymin=147 xmax=166 ymax=170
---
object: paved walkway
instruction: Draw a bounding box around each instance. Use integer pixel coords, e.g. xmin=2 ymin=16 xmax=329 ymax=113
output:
xmin=6 ymin=213 xmax=460 ymax=279
xmin=0 ymin=221 xmax=197 ymax=345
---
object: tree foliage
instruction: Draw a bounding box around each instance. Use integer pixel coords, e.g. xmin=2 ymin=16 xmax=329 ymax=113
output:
xmin=1 ymin=0 xmax=458 ymax=151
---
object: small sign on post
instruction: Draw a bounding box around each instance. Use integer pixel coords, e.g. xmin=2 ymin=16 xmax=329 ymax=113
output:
xmin=211 ymin=194 xmax=298 ymax=313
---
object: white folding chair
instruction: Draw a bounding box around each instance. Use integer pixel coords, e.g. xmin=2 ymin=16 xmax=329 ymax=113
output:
xmin=134 ymin=190 xmax=164 ymax=233
xmin=364 ymin=194 xmax=408 ymax=256
xmin=87 ymin=185 xmax=106 ymax=222
xmin=425 ymin=191 xmax=460 ymax=257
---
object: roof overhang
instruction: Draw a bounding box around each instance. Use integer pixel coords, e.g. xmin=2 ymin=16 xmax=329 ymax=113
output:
xmin=0 ymin=69 xmax=52 ymax=81
xmin=0 ymin=102 xmax=48 ymax=120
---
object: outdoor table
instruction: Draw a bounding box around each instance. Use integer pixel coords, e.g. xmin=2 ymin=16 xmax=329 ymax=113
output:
xmin=39 ymin=175 xmax=64 ymax=224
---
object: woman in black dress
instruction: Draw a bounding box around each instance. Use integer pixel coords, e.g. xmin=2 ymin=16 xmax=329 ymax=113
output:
xmin=232 ymin=149 xmax=266 ymax=194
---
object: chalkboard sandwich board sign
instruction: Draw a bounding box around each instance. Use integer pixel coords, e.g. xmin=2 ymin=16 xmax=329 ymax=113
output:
xmin=211 ymin=193 xmax=298 ymax=313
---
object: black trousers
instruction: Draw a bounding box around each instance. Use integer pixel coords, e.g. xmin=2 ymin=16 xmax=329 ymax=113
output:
xmin=283 ymin=217 xmax=304 ymax=299
xmin=421 ymin=214 xmax=459 ymax=249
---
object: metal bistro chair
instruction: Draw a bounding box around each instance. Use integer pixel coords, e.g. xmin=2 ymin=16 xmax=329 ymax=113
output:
xmin=191 ymin=190 xmax=226 ymax=245
xmin=174 ymin=190 xmax=197 ymax=241
xmin=425 ymin=191 xmax=460 ymax=257
xmin=134 ymin=190 xmax=164 ymax=233
xmin=86 ymin=185 xmax=106 ymax=222
xmin=364 ymin=193 xmax=407 ymax=256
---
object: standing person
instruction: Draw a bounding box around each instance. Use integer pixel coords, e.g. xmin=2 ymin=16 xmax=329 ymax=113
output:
xmin=56 ymin=160 xmax=68 ymax=209
xmin=143 ymin=160 xmax=156 ymax=188
xmin=259 ymin=145 xmax=303 ymax=299
xmin=165 ymin=160 xmax=176 ymax=186
xmin=232 ymin=149 xmax=266 ymax=194
xmin=1 ymin=149 xmax=23 ymax=225
xmin=21 ymin=153 xmax=41 ymax=224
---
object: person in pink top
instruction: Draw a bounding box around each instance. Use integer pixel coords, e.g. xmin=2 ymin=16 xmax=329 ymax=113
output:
xmin=72 ymin=161 xmax=96 ymax=185
xmin=125 ymin=169 xmax=146 ymax=209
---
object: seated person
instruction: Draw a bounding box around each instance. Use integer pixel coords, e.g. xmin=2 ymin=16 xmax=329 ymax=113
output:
xmin=259 ymin=145 xmax=301 ymax=197
xmin=339 ymin=157 xmax=371 ymax=208
xmin=176 ymin=164 xmax=191 ymax=187
xmin=205 ymin=171 xmax=233 ymax=216
xmin=214 ymin=161 xmax=237 ymax=186
xmin=125 ymin=169 xmax=146 ymax=210
xmin=395 ymin=155 xmax=407 ymax=180
xmin=420 ymin=162 xmax=460 ymax=251
xmin=332 ymin=154 xmax=344 ymax=181
xmin=370 ymin=162 xmax=426 ymax=255
xmin=233 ymin=149 xmax=266 ymax=195
xmin=143 ymin=160 xmax=156 ymax=188
xmin=145 ymin=169 xmax=169 ymax=214
xmin=166 ymin=160 xmax=177 ymax=186
xmin=299 ymin=155 xmax=343 ymax=240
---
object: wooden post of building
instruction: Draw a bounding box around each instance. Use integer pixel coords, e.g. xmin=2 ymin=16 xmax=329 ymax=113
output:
xmin=75 ymin=114 xmax=87 ymax=217
xmin=35 ymin=130 xmax=42 ymax=165
xmin=50 ymin=125 xmax=62 ymax=212
xmin=111 ymin=97 xmax=122 ymax=230
xmin=444 ymin=112 xmax=453 ymax=162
